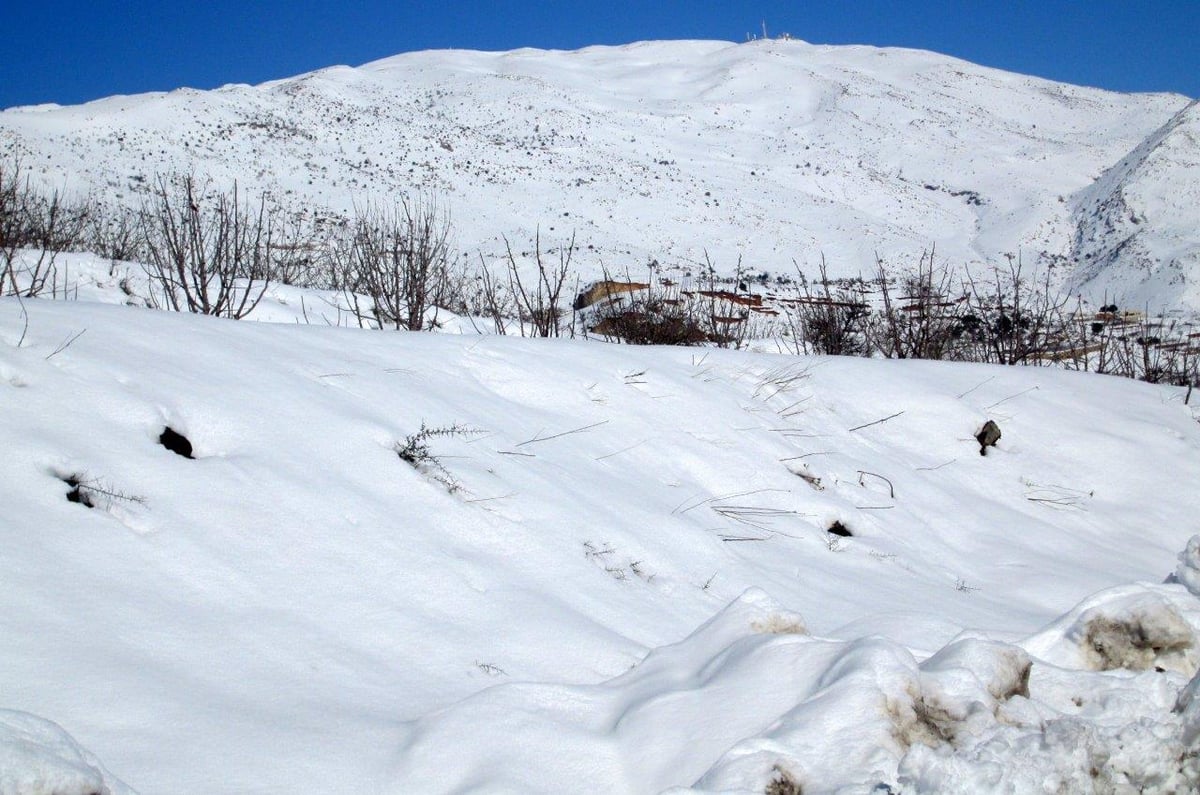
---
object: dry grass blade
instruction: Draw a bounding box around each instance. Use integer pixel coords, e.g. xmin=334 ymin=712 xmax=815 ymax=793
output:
xmin=595 ymin=441 xmax=646 ymax=461
xmin=46 ymin=328 xmax=86 ymax=360
xmin=848 ymin=410 xmax=905 ymax=433
xmin=516 ymin=420 xmax=610 ymax=447
xmin=673 ymin=488 xmax=786 ymax=515
xmin=710 ymin=504 xmax=812 ymax=532
xmin=779 ymin=451 xmax=833 ymax=460
xmin=986 ymin=386 xmax=1039 ymax=410
xmin=753 ymin=363 xmax=812 ymax=401
xmin=1022 ymin=479 xmax=1093 ymax=510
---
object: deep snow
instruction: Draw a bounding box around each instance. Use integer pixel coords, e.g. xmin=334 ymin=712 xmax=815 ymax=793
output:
xmin=3 ymin=289 xmax=1200 ymax=792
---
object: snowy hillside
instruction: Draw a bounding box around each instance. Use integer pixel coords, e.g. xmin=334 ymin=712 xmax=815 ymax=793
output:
xmin=2 ymin=39 xmax=1196 ymax=307
xmin=3 ymin=294 xmax=1200 ymax=792
xmin=1069 ymin=99 xmax=1200 ymax=309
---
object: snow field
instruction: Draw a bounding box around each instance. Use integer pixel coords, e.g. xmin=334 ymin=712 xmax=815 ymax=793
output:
xmin=2 ymin=294 xmax=1200 ymax=791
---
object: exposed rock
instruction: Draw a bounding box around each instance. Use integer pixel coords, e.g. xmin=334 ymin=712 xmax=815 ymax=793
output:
xmin=975 ymin=420 xmax=1001 ymax=456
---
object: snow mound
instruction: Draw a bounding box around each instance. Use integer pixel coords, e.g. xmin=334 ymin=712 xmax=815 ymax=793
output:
xmin=895 ymin=583 xmax=1200 ymax=794
xmin=694 ymin=582 xmax=1200 ymax=792
xmin=398 ymin=577 xmax=1200 ymax=793
xmin=1024 ymin=584 xmax=1200 ymax=674
xmin=0 ymin=711 xmax=133 ymax=795
xmin=394 ymin=588 xmax=815 ymax=792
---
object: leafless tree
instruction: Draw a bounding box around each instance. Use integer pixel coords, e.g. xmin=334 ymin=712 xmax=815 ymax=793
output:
xmin=333 ymin=197 xmax=453 ymax=331
xmin=139 ymin=174 xmax=274 ymax=318
xmin=473 ymin=253 xmax=514 ymax=335
xmin=691 ymin=252 xmax=757 ymax=350
xmin=263 ymin=213 xmax=324 ymax=287
xmin=83 ymin=199 xmax=143 ymax=263
xmin=1087 ymin=313 xmax=1200 ymax=388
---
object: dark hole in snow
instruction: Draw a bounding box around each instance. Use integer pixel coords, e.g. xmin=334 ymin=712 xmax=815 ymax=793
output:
xmin=159 ymin=427 xmax=194 ymax=459
xmin=61 ymin=475 xmax=95 ymax=508
xmin=828 ymin=520 xmax=853 ymax=537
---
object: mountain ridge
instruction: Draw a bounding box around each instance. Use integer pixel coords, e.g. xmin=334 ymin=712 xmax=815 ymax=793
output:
xmin=1068 ymin=98 xmax=1200 ymax=308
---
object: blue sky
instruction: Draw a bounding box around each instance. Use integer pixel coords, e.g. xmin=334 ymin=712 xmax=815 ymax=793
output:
xmin=3 ymin=1 xmax=1197 ymax=109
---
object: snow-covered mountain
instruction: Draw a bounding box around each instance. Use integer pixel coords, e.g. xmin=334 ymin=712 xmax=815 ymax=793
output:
xmin=2 ymin=39 xmax=1197 ymax=307
xmin=1068 ymin=99 xmax=1200 ymax=309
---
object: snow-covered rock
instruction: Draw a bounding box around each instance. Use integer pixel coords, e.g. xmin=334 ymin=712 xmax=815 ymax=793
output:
xmin=0 ymin=710 xmax=133 ymax=795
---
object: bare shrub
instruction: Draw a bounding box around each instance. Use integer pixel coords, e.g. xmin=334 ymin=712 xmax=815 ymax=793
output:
xmin=958 ymin=256 xmax=1073 ymax=365
xmin=696 ymin=294 xmax=755 ymax=348
xmin=57 ymin=472 xmax=146 ymax=510
xmin=1108 ymin=316 xmax=1199 ymax=388
xmin=397 ymin=422 xmax=481 ymax=493
xmin=779 ymin=257 xmax=868 ymax=356
xmin=264 ymin=213 xmax=323 ymax=287
xmin=139 ymin=174 xmax=274 ymax=318
xmin=1 ymin=158 xmax=88 ymax=297
xmin=471 ymin=256 xmax=515 ymax=335
xmin=82 ymin=200 xmax=143 ymax=263
xmin=869 ymin=250 xmax=967 ymax=359
xmin=592 ymin=295 xmax=707 ymax=345
xmin=333 ymin=197 xmax=453 ymax=330
xmin=690 ymin=253 xmax=759 ymax=349
xmin=485 ymin=231 xmax=575 ymax=337
xmin=765 ymin=766 xmax=803 ymax=795
xmin=589 ymin=274 xmax=709 ymax=346
xmin=1049 ymin=305 xmax=1198 ymax=392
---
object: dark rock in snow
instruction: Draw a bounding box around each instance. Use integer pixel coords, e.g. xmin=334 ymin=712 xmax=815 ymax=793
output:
xmin=976 ymin=420 xmax=1001 ymax=456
